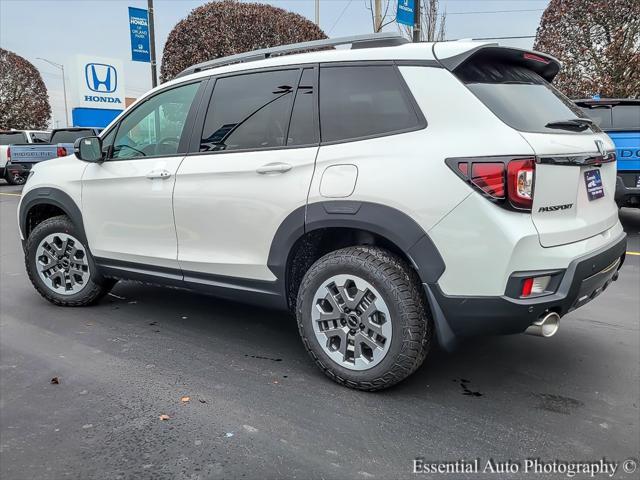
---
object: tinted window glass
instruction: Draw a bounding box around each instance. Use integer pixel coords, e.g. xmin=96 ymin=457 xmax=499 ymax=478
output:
xmin=0 ymin=132 xmax=26 ymax=144
xmin=320 ymin=66 xmax=420 ymax=143
xmin=200 ymin=69 xmax=298 ymax=152
xmin=579 ymin=106 xmax=612 ymax=129
xmin=50 ymin=129 xmax=95 ymax=144
xmin=111 ymin=82 xmax=199 ymax=159
xmin=287 ymin=68 xmax=317 ymax=146
xmin=456 ymin=62 xmax=591 ymax=134
xmin=30 ymin=132 xmax=51 ymax=143
xmin=612 ymin=105 xmax=640 ymax=129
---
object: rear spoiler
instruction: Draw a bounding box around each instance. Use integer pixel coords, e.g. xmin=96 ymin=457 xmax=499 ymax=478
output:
xmin=435 ymin=44 xmax=561 ymax=83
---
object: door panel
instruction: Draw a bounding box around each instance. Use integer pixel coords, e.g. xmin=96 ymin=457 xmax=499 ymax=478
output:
xmin=173 ymin=147 xmax=318 ymax=280
xmin=82 ymin=158 xmax=183 ymax=267
xmin=81 ymin=81 xmax=201 ymax=268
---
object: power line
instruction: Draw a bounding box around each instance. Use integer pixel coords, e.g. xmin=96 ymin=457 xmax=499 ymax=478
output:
xmin=328 ymin=0 xmax=354 ymax=34
xmin=447 ymin=8 xmax=544 ymax=16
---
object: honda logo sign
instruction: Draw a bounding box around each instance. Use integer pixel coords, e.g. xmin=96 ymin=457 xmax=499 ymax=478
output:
xmin=85 ymin=63 xmax=117 ymax=93
xmin=70 ymin=55 xmax=126 ymax=110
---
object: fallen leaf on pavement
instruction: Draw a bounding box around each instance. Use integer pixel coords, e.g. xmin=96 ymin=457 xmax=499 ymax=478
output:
xmin=51 ymin=377 xmax=60 ymax=384
xmin=158 ymin=414 xmax=170 ymax=421
xmin=198 ymin=399 xmax=207 ymax=404
xmin=181 ymin=396 xmax=190 ymax=403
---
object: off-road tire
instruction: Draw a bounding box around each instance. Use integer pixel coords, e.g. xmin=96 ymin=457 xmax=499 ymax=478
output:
xmin=25 ymin=215 xmax=114 ymax=306
xmin=296 ymin=246 xmax=433 ymax=391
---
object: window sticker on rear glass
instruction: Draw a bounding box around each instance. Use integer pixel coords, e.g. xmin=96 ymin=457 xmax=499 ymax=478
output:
xmin=584 ymin=169 xmax=605 ymax=201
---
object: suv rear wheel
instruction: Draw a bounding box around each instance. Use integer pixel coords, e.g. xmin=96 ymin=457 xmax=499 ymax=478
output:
xmin=296 ymin=246 xmax=432 ymax=390
xmin=24 ymin=215 xmax=114 ymax=306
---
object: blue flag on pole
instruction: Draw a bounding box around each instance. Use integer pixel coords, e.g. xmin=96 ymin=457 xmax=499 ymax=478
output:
xmin=129 ymin=7 xmax=151 ymax=63
xmin=396 ymin=0 xmax=415 ymax=26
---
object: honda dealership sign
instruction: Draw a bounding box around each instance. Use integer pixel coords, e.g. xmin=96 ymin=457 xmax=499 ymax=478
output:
xmin=70 ymin=55 xmax=126 ymax=127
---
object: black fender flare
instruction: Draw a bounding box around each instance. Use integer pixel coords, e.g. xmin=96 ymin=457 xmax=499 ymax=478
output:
xmin=267 ymin=200 xmax=446 ymax=287
xmin=19 ymin=187 xmax=87 ymax=244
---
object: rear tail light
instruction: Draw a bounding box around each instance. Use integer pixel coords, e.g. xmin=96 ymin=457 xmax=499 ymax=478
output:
xmin=6 ymin=147 xmax=10 ymax=160
xmin=520 ymin=275 xmax=552 ymax=298
xmin=56 ymin=146 xmax=67 ymax=157
xmin=507 ymin=158 xmax=535 ymax=209
xmin=446 ymin=156 xmax=536 ymax=212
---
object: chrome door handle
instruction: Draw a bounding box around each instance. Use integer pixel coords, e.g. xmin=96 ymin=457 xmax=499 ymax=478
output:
xmin=146 ymin=169 xmax=172 ymax=180
xmin=256 ymin=162 xmax=292 ymax=174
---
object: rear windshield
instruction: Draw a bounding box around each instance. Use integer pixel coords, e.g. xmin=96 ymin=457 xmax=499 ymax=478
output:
xmin=50 ymin=129 xmax=94 ymax=144
xmin=578 ymin=104 xmax=640 ymax=131
xmin=0 ymin=132 xmax=27 ymax=145
xmin=455 ymin=62 xmax=591 ymax=134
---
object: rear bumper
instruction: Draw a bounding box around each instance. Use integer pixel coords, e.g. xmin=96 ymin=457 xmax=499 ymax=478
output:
xmin=5 ymin=162 xmax=31 ymax=176
xmin=425 ymin=232 xmax=627 ymax=347
xmin=615 ymin=173 xmax=640 ymax=207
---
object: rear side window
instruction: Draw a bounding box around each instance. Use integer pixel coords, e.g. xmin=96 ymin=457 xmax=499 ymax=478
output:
xmin=612 ymin=105 xmax=640 ymax=130
xmin=200 ymin=69 xmax=299 ymax=152
xmin=0 ymin=132 xmax=26 ymax=145
xmin=50 ymin=129 xmax=95 ymax=144
xmin=456 ymin=61 xmax=589 ymax=134
xmin=30 ymin=132 xmax=51 ymax=143
xmin=287 ymin=68 xmax=318 ymax=146
xmin=319 ymin=65 xmax=422 ymax=143
xmin=579 ymin=106 xmax=612 ymax=129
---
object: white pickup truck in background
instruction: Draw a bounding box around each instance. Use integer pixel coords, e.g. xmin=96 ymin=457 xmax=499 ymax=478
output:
xmin=0 ymin=130 xmax=50 ymax=185
xmin=3 ymin=128 xmax=100 ymax=185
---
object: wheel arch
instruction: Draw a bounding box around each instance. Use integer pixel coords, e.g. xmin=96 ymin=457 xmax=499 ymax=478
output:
xmin=268 ymin=201 xmax=446 ymax=311
xmin=19 ymin=188 xmax=87 ymax=245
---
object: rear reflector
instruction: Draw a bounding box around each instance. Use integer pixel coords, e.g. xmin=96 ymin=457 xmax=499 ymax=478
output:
xmin=56 ymin=146 xmax=67 ymax=157
xmin=521 ymin=275 xmax=552 ymax=297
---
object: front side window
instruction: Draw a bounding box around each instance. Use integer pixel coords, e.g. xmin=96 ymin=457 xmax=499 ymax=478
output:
xmin=111 ymin=82 xmax=199 ymax=159
xmin=319 ymin=65 xmax=421 ymax=143
xmin=200 ymin=69 xmax=299 ymax=152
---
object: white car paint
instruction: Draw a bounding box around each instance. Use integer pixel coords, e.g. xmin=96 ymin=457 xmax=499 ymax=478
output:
xmin=19 ymin=38 xmax=622 ymax=303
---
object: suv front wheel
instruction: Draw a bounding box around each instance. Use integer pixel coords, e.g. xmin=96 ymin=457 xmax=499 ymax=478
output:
xmin=24 ymin=215 xmax=114 ymax=306
xmin=296 ymin=246 xmax=432 ymax=391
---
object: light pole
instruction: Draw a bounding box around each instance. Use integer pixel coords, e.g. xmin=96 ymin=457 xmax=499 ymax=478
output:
xmin=148 ymin=0 xmax=158 ymax=87
xmin=37 ymin=58 xmax=69 ymax=127
xmin=315 ymin=0 xmax=319 ymax=26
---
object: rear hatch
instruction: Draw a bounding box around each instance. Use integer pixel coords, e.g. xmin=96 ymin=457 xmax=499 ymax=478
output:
xmin=439 ymin=45 xmax=619 ymax=247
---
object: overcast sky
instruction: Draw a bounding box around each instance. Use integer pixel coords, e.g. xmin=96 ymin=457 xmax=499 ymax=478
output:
xmin=0 ymin=0 xmax=549 ymax=128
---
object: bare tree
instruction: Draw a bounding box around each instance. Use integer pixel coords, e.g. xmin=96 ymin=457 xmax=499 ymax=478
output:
xmin=398 ymin=0 xmax=446 ymax=41
xmin=365 ymin=0 xmax=396 ymax=33
xmin=0 ymin=49 xmax=51 ymax=130
xmin=534 ymin=0 xmax=639 ymax=98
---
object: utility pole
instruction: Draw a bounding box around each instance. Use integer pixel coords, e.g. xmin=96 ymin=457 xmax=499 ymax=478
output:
xmin=374 ymin=0 xmax=382 ymax=32
xmin=148 ymin=0 xmax=158 ymax=88
xmin=413 ymin=0 xmax=421 ymax=42
xmin=315 ymin=0 xmax=319 ymax=26
xmin=37 ymin=58 xmax=69 ymax=127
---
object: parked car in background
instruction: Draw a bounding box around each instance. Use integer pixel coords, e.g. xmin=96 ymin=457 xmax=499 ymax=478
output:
xmin=4 ymin=127 xmax=100 ymax=185
xmin=0 ymin=130 xmax=50 ymax=184
xmin=575 ymin=98 xmax=640 ymax=208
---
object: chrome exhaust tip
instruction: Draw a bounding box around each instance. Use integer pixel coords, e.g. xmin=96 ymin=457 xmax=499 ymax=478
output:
xmin=525 ymin=312 xmax=560 ymax=338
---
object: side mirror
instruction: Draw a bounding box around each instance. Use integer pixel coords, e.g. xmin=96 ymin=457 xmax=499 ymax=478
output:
xmin=74 ymin=136 xmax=103 ymax=162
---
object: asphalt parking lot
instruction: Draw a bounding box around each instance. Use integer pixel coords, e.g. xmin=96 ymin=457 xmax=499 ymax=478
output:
xmin=0 ymin=181 xmax=638 ymax=480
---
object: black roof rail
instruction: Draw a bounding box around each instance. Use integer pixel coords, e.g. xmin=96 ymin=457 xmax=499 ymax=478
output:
xmin=175 ymin=33 xmax=409 ymax=78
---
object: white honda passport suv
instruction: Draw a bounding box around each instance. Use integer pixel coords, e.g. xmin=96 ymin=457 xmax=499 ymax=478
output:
xmin=18 ymin=34 xmax=627 ymax=390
